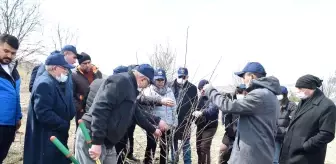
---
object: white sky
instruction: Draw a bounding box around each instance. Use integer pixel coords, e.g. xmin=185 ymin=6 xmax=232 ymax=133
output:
xmin=37 ymin=0 xmax=336 ymax=86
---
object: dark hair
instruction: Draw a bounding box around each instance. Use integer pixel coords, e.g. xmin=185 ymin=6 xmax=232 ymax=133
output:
xmin=0 ymin=34 xmax=19 ymax=50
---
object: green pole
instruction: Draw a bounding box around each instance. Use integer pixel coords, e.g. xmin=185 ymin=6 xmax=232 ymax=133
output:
xmin=78 ymin=119 xmax=92 ymax=147
xmin=50 ymin=136 xmax=80 ymax=164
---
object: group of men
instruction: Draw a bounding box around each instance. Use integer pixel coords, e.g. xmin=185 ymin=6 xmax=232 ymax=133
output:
xmin=0 ymin=33 xmax=335 ymax=164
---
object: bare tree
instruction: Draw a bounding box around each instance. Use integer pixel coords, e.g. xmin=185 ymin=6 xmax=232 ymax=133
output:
xmin=0 ymin=0 xmax=43 ymax=61
xmin=322 ymin=72 xmax=336 ymax=98
xmin=149 ymin=43 xmax=177 ymax=81
xmin=51 ymin=23 xmax=79 ymax=50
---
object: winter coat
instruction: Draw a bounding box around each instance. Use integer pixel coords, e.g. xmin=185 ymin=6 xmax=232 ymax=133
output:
xmin=275 ymin=99 xmax=297 ymax=141
xmin=23 ymin=71 xmax=75 ymax=164
xmin=29 ymin=64 xmax=40 ymax=92
xmin=205 ymin=76 xmax=281 ymax=164
xmin=142 ymin=85 xmax=178 ymax=128
xmin=195 ymin=96 xmax=219 ymax=129
xmin=170 ymin=80 xmax=198 ymax=139
xmin=72 ymin=65 xmax=102 ymax=112
xmin=279 ymin=89 xmax=336 ymax=164
xmin=0 ymin=61 xmax=22 ymax=126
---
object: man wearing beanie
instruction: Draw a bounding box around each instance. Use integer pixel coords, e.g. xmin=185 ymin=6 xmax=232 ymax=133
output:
xmin=72 ymin=52 xmax=102 ymax=152
xmin=280 ymin=74 xmax=336 ymax=164
xmin=72 ymin=52 xmax=102 ymax=129
xmin=202 ymin=62 xmax=281 ymax=164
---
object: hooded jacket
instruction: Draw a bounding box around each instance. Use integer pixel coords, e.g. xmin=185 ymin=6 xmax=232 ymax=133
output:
xmin=205 ymin=76 xmax=281 ymax=164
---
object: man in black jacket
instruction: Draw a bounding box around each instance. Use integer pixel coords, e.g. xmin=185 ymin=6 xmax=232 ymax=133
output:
xmin=280 ymin=75 xmax=336 ymax=164
xmin=170 ymin=67 xmax=198 ymax=164
xmin=75 ymin=64 xmax=163 ymax=164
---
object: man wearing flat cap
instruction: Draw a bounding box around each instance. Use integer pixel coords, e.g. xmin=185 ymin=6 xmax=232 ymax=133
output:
xmin=24 ymin=53 xmax=76 ymax=164
xmin=280 ymin=74 xmax=336 ymax=164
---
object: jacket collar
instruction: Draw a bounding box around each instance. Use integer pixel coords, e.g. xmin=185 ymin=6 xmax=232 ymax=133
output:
xmin=76 ymin=64 xmax=99 ymax=75
xmin=128 ymin=71 xmax=139 ymax=96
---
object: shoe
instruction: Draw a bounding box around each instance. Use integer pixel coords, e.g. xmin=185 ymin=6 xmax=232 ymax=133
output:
xmin=127 ymin=154 xmax=140 ymax=162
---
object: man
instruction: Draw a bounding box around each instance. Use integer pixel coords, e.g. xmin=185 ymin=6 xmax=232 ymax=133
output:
xmin=72 ymin=52 xmax=102 ymax=128
xmin=202 ymin=62 xmax=281 ymax=164
xmin=0 ymin=34 xmax=21 ymax=163
xmin=170 ymin=67 xmax=198 ymax=164
xmin=219 ymin=84 xmax=246 ymax=164
xmin=33 ymin=45 xmax=82 ymax=83
xmin=24 ymin=53 xmax=76 ymax=164
xmin=279 ymin=75 xmax=336 ymax=164
xmin=273 ymin=86 xmax=297 ymax=164
xmin=193 ymin=79 xmax=219 ymax=164
xmin=75 ymin=64 xmax=160 ymax=164
xmin=112 ymin=65 xmax=172 ymax=164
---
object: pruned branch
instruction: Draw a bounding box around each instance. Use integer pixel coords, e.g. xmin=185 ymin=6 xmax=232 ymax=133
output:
xmin=51 ymin=23 xmax=78 ymax=50
xmin=149 ymin=43 xmax=177 ymax=81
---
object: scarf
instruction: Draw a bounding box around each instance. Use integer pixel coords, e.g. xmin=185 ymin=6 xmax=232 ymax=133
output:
xmin=152 ymin=85 xmax=168 ymax=96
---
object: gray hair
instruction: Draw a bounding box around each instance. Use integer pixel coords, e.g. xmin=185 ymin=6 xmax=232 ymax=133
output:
xmin=45 ymin=65 xmax=55 ymax=72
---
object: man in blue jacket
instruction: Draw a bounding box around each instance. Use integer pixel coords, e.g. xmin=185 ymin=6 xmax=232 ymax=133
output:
xmin=193 ymin=79 xmax=219 ymax=164
xmin=0 ymin=34 xmax=21 ymax=163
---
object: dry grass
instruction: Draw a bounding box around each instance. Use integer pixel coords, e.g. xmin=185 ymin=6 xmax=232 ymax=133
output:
xmin=3 ymin=68 xmax=336 ymax=164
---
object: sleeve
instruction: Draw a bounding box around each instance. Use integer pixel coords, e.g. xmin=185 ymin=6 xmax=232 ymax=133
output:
xmin=203 ymin=102 xmax=219 ymax=118
xmin=137 ymin=94 xmax=162 ymax=106
xmin=303 ymin=104 xmax=336 ymax=152
xmin=205 ymin=85 xmax=263 ymax=115
xmin=33 ymin=82 xmax=69 ymax=131
xmin=72 ymin=74 xmax=81 ymax=112
xmin=133 ymin=107 xmax=156 ymax=134
xmin=16 ymin=80 xmax=22 ymax=121
xmin=29 ymin=65 xmax=39 ymax=92
xmin=91 ymin=78 xmax=126 ymax=145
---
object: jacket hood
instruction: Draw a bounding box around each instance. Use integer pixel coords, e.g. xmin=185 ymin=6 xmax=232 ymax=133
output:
xmin=251 ymin=76 xmax=281 ymax=95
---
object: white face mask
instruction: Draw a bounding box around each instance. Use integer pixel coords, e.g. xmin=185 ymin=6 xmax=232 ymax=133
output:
xmin=56 ymin=73 xmax=68 ymax=83
xmin=176 ymin=78 xmax=185 ymax=84
xmin=236 ymin=94 xmax=245 ymax=100
xmin=277 ymin=95 xmax=284 ymax=101
xmin=297 ymin=92 xmax=308 ymax=99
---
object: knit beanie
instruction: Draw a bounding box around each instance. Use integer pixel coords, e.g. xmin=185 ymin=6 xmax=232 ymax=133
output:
xmin=295 ymin=74 xmax=323 ymax=89
xmin=78 ymin=52 xmax=91 ymax=64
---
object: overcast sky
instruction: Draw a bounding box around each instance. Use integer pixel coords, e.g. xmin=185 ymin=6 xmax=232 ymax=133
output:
xmin=38 ymin=0 xmax=336 ymax=86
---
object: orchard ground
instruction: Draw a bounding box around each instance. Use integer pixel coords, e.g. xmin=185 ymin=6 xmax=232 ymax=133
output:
xmin=3 ymin=68 xmax=336 ymax=164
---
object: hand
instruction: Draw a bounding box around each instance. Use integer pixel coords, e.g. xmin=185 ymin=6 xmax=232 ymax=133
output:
xmin=153 ymin=129 xmax=162 ymax=138
xmin=219 ymin=143 xmax=228 ymax=152
xmin=192 ymin=111 xmax=203 ymax=118
xmin=161 ymin=97 xmax=175 ymax=107
xmin=158 ymin=120 xmax=168 ymax=131
xmin=89 ymin=144 xmax=102 ymax=160
xmin=16 ymin=120 xmax=21 ymax=131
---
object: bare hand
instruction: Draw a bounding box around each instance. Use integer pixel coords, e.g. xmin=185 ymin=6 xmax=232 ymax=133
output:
xmin=16 ymin=120 xmax=21 ymax=131
xmin=219 ymin=143 xmax=228 ymax=152
xmin=89 ymin=144 xmax=102 ymax=160
xmin=161 ymin=97 xmax=175 ymax=107
xmin=153 ymin=129 xmax=162 ymax=138
xmin=158 ymin=120 xmax=168 ymax=131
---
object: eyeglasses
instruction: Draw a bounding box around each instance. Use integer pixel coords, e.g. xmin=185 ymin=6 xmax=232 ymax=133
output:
xmin=156 ymin=79 xmax=165 ymax=82
xmin=178 ymin=76 xmax=186 ymax=80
